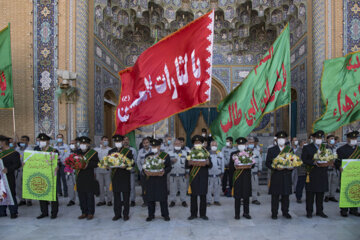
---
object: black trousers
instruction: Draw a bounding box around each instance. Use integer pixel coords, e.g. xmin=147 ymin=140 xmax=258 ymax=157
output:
xmin=147 ymin=201 xmax=169 ymax=218
xmin=306 ymin=191 xmax=324 ymax=214
xmin=78 ymin=192 xmax=95 ymax=215
xmin=222 ymin=169 xmax=233 ymax=192
xmin=114 ymin=191 xmax=130 ymax=217
xmin=271 ymin=194 xmax=289 ymax=215
xmin=40 ymin=197 xmax=58 ymax=216
xmin=341 ymin=207 xmax=359 ymax=214
xmin=235 ymin=197 xmax=249 ymax=217
xmin=190 ymin=194 xmax=207 ymax=217
xmin=140 ymin=175 xmax=147 ymax=204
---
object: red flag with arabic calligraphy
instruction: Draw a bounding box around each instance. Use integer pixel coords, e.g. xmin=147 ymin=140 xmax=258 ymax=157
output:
xmin=313 ymin=51 xmax=360 ymax=133
xmin=115 ymin=11 xmax=214 ymax=135
xmin=210 ymin=25 xmax=290 ymax=148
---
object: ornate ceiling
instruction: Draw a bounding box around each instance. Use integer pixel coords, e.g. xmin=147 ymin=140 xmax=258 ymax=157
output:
xmin=94 ymin=0 xmax=307 ymax=66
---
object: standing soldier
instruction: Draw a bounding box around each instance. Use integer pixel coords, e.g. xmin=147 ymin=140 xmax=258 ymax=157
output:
xmin=0 ymin=135 xmax=21 ymax=219
xmin=76 ymin=136 xmax=99 ymax=220
xmin=229 ymin=137 xmax=252 ymax=220
xmin=207 ymin=141 xmax=224 ymax=206
xmin=266 ymin=131 xmax=293 ymax=220
xmin=302 ymin=130 xmax=328 ymax=218
xmin=15 ymin=135 xmax=33 ymax=207
xmin=137 ymin=137 xmax=151 ymax=207
xmin=248 ymin=137 xmax=262 ymax=205
xmin=186 ymin=135 xmax=212 ymax=220
xmin=66 ymin=139 xmax=78 ymax=206
xmin=221 ymin=137 xmax=236 ymax=197
xmin=336 ymin=130 xmax=360 ymax=217
xmin=143 ymin=139 xmax=171 ymax=221
xmin=123 ymin=136 xmax=137 ymax=207
xmin=109 ymin=135 xmax=134 ymax=221
xmin=34 ymin=133 xmax=59 ymax=219
xmin=94 ymin=136 xmax=112 ymax=207
xmin=324 ymin=134 xmax=338 ymax=202
xmin=168 ymin=139 xmax=188 ymax=207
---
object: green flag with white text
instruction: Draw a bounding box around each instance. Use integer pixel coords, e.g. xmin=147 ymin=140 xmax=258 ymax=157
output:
xmin=339 ymin=159 xmax=360 ymax=208
xmin=210 ymin=25 xmax=290 ymax=148
xmin=0 ymin=24 xmax=13 ymax=109
xmin=313 ymin=51 xmax=360 ymax=133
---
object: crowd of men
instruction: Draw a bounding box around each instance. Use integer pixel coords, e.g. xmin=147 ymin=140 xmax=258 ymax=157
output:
xmin=0 ymin=127 xmax=359 ymax=221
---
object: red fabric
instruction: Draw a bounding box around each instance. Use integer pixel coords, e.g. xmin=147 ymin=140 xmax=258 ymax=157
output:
xmin=116 ymin=11 xmax=214 ymax=135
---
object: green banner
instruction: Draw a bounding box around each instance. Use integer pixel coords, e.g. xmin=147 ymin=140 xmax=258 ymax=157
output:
xmin=340 ymin=159 xmax=360 ymax=208
xmin=210 ymin=25 xmax=290 ymax=148
xmin=22 ymin=150 xmax=58 ymax=201
xmin=0 ymin=23 xmax=14 ymax=109
xmin=313 ymin=51 xmax=360 ymax=133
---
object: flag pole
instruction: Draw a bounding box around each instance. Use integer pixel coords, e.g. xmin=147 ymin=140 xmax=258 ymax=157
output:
xmin=153 ymin=125 xmax=156 ymax=139
xmin=289 ymin=91 xmax=291 ymax=138
xmin=12 ymin=108 xmax=16 ymax=138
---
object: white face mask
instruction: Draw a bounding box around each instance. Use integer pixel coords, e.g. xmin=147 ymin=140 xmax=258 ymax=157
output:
xmin=294 ymin=141 xmax=299 ymax=146
xmin=174 ymin=146 xmax=181 ymax=151
xmin=315 ymin=139 xmax=322 ymax=145
xmin=70 ymin=144 xmax=76 ymax=150
xmin=115 ymin=142 xmax=122 ymax=148
xmin=226 ymin=142 xmax=231 ymax=147
xmin=39 ymin=141 xmax=47 ymax=148
xmin=151 ymin=148 xmax=158 ymax=153
xmin=350 ymin=139 xmax=357 ymax=146
xmin=278 ymin=138 xmax=286 ymax=146
xmin=194 ymin=144 xmax=202 ymax=149
xmin=238 ymin=145 xmax=246 ymax=151
xmin=202 ymin=133 xmax=206 ymax=137
xmin=80 ymin=144 xmax=88 ymax=151
xmin=329 ymin=139 xmax=335 ymax=145
xmin=211 ymin=146 xmax=217 ymax=151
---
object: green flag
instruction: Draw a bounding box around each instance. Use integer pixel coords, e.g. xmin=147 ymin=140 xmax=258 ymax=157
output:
xmin=22 ymin=151 xmax=58 ymax=201
xmin=210 ymin=25 xmax=291 ymax=148
xmin=0 ymin=24 xmax=13 ymax=109
xmin=339 ymin=159 xmax=360 ymax=208
xmin=313 ymin=51 xmax=360 ymax=133
xmin=126 ymin=130 xmax=137 ymax=150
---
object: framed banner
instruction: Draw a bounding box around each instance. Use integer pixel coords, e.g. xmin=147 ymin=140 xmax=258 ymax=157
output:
xmin=340 ymin=159 xmax=360 ymax=208
xmin=22 ymin=150 xmax=58 ymax=201
xmin=0 ymin=159 xmax=14 ymax=205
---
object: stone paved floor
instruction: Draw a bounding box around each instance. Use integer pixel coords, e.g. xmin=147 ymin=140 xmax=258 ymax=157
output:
xmin=0 ymin=185 xmax=359 ymax=240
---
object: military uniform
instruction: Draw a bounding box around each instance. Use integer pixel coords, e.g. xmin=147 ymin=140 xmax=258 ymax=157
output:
xmin=229 ymin=137 xmax=252 ymax=219
xmin=336 ymin=130 xmax=360 ymax=217
xmin=207 ymin=150 xmax=224 ymax=204
xmin=168 ymin=148 xmax=188 ymax=205
xmin=302 ymin=130 xmax=328 ymax=218
xmin=94 ymin=145 xmax=112 ymax=205
xmin=76 ymin=136 xmax=99 ymax=219
xmin=186 ymin=135 xmax=213 ymax=220
xmin=265 ymin=131 xmax=293 ymax=219
xmin=144 ymin=139 xmax=171 ymax=221
xmin=0 ymin=136 xmax=21 ymax=218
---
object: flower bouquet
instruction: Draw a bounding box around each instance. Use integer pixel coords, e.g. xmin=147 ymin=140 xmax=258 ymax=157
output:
xmin=98 ymin=152 xmax=134 ymax=170
xmin=232 ymin=151 xmax=255 ymax=169
xmin=272 ymin=153 xmax=302 ymax=169
xmin=186 ymin=146 xmax=210 ymax=167
xmin=65 ymin=153 xmax=86 ymax=172
xmin=143 ymin=155 xmax=165 ymax=176
xmin=313 ymin=148 xmax=337 ymax=167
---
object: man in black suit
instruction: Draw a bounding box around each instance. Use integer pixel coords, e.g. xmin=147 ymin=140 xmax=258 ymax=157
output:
xmin=336 ymin=130 xmax=360 ymax=217
xmin=302 ymin=130 xmax=328 ymax=218
xmin=186 ymin=135 xmax=212 ymax=220
xmin=108 ymin=134 xmax=134 ymax=221
xmin=266 ymin=131 xmax=293 ymax=220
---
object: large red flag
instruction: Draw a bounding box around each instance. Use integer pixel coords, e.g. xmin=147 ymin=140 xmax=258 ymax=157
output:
xmin=115 ymin=11 xmax=214 ymax=135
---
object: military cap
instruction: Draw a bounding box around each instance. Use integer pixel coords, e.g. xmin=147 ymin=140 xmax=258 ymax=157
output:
xmin=191 ymin=135 xmax=204 ymax=144
xmin=312 ymin=130 xmax=325 ymax=138
xmin=150 ymin=139 xmax=161 ymax=146
xmin=235 ymin=137 xmax=247 ymax=144
xmin=201 ymin=128 xmax=207 ymax=133
xmin=78 ymin=136 xmax=91 ymax=144
xmin=275 ymin=131 xmax=288 ymax=138
xmin=112 ymin=134 xmax=124 ymax=142
xmin=38 ymin=133 xmax=51 ymax=141
xmin=346 ymin=130 xmax=359 ymax=139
